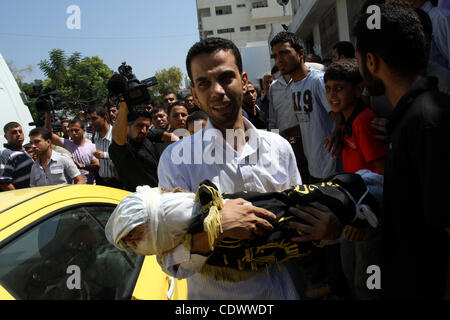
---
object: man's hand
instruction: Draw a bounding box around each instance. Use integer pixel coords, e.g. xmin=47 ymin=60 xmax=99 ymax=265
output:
xmin=217 ymin=198 xmax=277 ymax=241
xmin=288 ymin=202 xmax=343 ymax=242
xmin=371 ymin=117 xmax=389 ymax=142
xmin=94 ymin=150 xmax=104 ymax=159
xmin=343 ymin=225 xmax=366 ymax=242
xmin=190 ymin=199 xmax=277 ymax=255
xmin=323 ymin=127 xmax=343 ymax=158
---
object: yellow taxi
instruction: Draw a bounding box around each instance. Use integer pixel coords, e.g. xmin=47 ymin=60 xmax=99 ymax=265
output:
xmin=0 ymin=185 xmax=187 ymax=300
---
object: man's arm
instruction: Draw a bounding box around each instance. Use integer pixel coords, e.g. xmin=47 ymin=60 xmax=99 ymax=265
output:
xmin=73 ymin=174 xmax=86 ymax=184
xmin=111 ymin=100 xmax=128 ymax=146
xmin=0 ymin=182 xmax=14 ymax=191
xmin=45 ymin=111 xmax=64 ymax=147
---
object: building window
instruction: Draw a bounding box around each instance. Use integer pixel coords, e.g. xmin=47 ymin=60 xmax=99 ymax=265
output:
xmin=203 ymin=30 xmax=214 ymax=37
xmin=198 ymin=8 xmax=211 ymax=18
xmin=252 ymin=1 xmax=268 ymax=9
xmin=237 ymin=4 xmax=246 ymax=8
xmin=240 ymin=26 xmax=251 ymax=32
xmin=255 ymin=24 xmax=266 ymax=30
xmin=216 ymin=5 xmax=232 ymax=15
xmin=217 ymin=28 xmax=235 ymax=34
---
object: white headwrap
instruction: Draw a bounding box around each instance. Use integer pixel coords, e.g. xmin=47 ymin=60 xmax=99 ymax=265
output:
xmin=105 ymin=186 xmax=200 ymax=255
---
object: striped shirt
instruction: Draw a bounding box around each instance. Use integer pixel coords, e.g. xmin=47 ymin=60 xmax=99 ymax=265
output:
xmin=0 ymin=145 xmax=34 ymax=189
xmin=93 ymin=126 xmax=115 ymax=179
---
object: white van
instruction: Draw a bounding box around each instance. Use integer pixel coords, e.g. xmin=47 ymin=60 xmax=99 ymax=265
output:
xmin=0 ymin=53 xmax=35 ymax=147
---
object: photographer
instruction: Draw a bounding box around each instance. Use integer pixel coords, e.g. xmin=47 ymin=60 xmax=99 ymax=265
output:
xmin=109 ymin=103 xmax=170 ymax=192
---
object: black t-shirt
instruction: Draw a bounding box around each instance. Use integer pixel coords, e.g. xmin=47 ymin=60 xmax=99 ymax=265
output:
xmin=382 ymin=77 xmax=450 ymax=299
xmin=109 ymin=137 xmax=169 ymax=191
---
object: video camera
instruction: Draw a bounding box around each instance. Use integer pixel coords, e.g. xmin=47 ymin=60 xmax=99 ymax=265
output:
xmin=107 ymin=62 xmax=158 ymax=112
xmin=28 ymin=84 xmax=62 ymax=132
xmin=29 ymin=84 xmax=62 ymax=113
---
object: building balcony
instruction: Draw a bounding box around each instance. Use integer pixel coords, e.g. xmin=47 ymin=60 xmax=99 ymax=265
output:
xmin=251 ymin=3 xmax=292 ymax=23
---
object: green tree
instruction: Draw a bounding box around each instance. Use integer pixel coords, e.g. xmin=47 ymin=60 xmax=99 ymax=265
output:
xmin=36 ymin=49 xmax=113 ymax=114
xmin=148 ymin=66 xmax=183 ymax=99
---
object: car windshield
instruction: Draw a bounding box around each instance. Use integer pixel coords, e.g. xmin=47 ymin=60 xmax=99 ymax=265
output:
xmin=0 ymin=205 xmax=143 ymax=300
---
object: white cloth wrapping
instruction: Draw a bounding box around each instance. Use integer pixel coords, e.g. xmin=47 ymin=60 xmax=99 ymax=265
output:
xmin=105 ymin=185 xmax=200 ymax=255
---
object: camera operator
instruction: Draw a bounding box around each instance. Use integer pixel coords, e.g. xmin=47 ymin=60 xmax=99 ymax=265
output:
xmin=109 ymin=103 xmax=170 ymax=192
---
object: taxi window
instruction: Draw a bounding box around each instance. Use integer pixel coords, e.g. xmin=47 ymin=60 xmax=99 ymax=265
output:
xmin=0 ymin=205 xmax=142 ymax=300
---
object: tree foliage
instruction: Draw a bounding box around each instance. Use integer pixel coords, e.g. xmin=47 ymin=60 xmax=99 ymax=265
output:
xmin=35 ymin=49 xmax=113 ymax=114
xmin=148 ymin=66 xmax=183 ymax=99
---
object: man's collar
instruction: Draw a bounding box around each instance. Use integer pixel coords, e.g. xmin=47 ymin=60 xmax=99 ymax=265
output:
xmin=3 ymin=143 xmax=22 ymax=151
xmin=203 ymin=116 xmax=269 ymax=155
xmin=387 ymin=76 xmax=439 ymax=132
xmin=421 ymin=1 xmax=433 ymax=13
xmin=50 ymin=149 xmax=60 ymax=161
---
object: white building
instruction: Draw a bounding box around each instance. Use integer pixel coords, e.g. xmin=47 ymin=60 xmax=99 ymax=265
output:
xmin=196 ymin=0 xmax=292 ymax=88
xmin=286 ymin=0 xmax=366 ymax=59
xmin=197 ymin=0 xmax=292 ymax=47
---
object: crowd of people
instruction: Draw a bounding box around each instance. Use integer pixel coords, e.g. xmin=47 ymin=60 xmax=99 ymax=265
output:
xmin=1 ymin=0 xmax=449 ymax=300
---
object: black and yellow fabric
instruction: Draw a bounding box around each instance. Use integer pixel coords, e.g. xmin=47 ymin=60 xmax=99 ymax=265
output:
xmin=190 ymin=172 xmax=379 ymax=281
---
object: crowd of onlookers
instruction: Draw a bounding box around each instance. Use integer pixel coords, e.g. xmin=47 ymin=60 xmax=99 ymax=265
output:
xmin=0 ymin=93 xmax=209 ymax=191
xmin=0 ymin=0 xmax=449 ymax=300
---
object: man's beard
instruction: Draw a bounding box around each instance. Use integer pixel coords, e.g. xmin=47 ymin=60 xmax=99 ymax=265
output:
xmin=360 ymin=61 xmax=386 ymax=96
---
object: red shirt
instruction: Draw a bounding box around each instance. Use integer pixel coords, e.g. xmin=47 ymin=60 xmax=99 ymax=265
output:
xmin=342 ymin=108 xmax=387 ymax=174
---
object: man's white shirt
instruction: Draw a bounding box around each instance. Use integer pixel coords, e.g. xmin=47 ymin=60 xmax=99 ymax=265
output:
xmin=157 ymin=117 xmax=302 ymax=300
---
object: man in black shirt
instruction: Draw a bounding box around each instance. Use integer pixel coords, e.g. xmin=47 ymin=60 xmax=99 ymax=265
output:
xmin=354 ymin=1 xmax=450 ymax=299
xmin=109 ymin=107 xmax=170 ymax=192
xmin=242 ymin=82 xmax=267 ymax=129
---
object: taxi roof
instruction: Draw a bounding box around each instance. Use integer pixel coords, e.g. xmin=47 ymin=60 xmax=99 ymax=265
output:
xmin=0 ymin=185 xmax=129 ymax=231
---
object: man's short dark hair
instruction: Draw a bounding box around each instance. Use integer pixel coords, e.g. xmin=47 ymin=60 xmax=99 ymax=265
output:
xmin=186 ymin=110 xmax=208 ymax=126
xmin=332 ymin=41 xmax=355 ymax=59
xmin=3 ymin=122 xmax=21 ymax=134
xmin=128 ymin=110 xmax=152 ymax=125
xmin=270 ymin=31 xmax=304 ymax=52
xmin=149 ymin=106 xmax=167 ymax=118
xmin=163 ymin=92 xmax=177 ymax=98
xmin=353 ymin=1 xmax=427 ymax=78
xmin=87 ymin=105 xmax=108 ymax=118
xmin=29 ymin=127 xmax=52 ymax=141
xmin=186 ymin=37 xmax=243 ymax=83
xmin=324 ymin=59 xmax=363 ymax=85
xmin=69 ymin=117 xmax=86 ymax=129
xmin=167 ymin=102 xmax=187 ymax=117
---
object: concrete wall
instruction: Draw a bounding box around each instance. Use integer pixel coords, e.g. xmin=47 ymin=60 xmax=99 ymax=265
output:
xmin=288 ymin=0 xmax=365 ymax=58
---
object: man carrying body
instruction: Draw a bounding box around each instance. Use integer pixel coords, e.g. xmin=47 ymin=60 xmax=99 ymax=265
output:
xmin=29 ymin=127 xmax=85 ymax=186
xmin=157 ymin=37 xmax=343 ymax=300
xmin=0 ymin=122 xmax=34 ymax=191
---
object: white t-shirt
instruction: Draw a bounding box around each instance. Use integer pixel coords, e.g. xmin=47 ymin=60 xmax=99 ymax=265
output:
xmin=290 ymin=68 xmax=336 ymax=179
